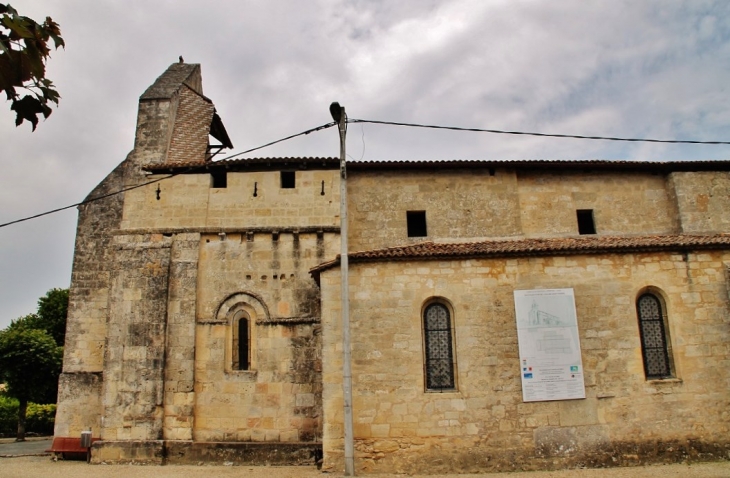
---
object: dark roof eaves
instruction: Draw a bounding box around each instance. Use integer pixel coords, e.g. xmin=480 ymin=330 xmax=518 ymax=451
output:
xmin=145 ymin=158 xmax=730 ymax=174
xmin=346 ymin=159 xmax=730 ymax=173
xmin=143 ymin=157 xmax=340 ymax=173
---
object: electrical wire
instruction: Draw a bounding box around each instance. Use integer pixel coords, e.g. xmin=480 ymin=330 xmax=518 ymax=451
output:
xmin=348 ymin=118 xmax=730 ymax=145
xmin=0 ymin=122 xmax=337 ymax=229
xmin=222 ymin=122 xmax=335 ymax=161
xmin=345 ymin=126 xmax=366 ymax=162
xmin=3 ymin=115 xmax=728 ymax=230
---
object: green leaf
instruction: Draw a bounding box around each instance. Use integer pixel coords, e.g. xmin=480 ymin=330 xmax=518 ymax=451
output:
xmin=0 ymin=5 xmax=63 ymax=131
xmin=24 ymin=50 xmax=46 ymax=79
xmin=44 ymin=18 xmax=64 ymax=49
xmin=48 ymin=31 xmax=64 ymax=49
xmin=2 ymin=16 xmax=34 ymax=40
xmin=3 ymin=85 xmax=16 ymax=101
xmin=39 ymin=85 xmax=60 ymax=104
xmin=41 ymin=102 xmax=51 ymax=119
xmin=11 ymin=94 xmax=44 ymax=130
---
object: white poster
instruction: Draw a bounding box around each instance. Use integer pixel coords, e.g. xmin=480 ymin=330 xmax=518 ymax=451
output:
xmin=513 ymin=288 xmax=585 ymax=402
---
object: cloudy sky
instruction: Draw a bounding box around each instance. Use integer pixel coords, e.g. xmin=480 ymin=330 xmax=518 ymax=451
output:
xmin=1 ymin=1 xmax=729 ymax=328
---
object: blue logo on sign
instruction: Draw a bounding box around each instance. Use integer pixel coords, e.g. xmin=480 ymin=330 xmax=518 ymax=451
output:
xmin=570 ymin=366 xmax=579 ymax=372
xmin=524 ymin=373 xmax=533 ymax=379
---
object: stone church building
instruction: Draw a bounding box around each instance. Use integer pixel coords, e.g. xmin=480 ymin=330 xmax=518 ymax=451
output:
xmin=54 ymin=63 xmax=730 ymax=473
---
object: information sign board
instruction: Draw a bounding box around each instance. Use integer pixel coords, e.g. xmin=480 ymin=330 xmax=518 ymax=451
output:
xmin=513 ymin=288 xmax=585 ymax=402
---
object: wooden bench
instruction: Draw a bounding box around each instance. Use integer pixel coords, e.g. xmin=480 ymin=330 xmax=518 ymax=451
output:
xmin=46 ymin=436 xmax=99 ymax=460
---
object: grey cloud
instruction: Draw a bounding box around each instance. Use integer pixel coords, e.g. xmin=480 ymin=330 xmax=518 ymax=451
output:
xmin=2 ymin=0 xmax=730 ymax=327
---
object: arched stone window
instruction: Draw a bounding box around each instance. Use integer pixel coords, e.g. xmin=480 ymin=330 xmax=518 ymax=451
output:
xmin=216 ymin=292 xmax=270 ymax=374
xmin=423 ymin=301 xmax=457 ymax=391
xmin=636 ymin=292 xmax=673 ymax=379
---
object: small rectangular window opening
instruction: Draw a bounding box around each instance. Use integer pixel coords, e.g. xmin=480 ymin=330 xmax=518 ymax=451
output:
xmin=577 ymin=209 xmax=596 ymax=235
xmin=237 ymin=316 xmax=250 ymax=370
xmin=211 ymin=170 xmax=227 ymax=188
xmin=281 ymin=171 xmax=296 ymax=189
xmin=407 ymin=211 xmax=428 ymax=237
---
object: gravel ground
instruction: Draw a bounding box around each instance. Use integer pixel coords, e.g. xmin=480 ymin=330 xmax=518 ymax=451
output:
xmin=0 ymin=456 xmax=728 ymax=478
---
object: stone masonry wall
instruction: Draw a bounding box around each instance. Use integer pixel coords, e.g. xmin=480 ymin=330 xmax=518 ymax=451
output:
xmin=57 ymin=64 xmax=203 ymax=441
xmin=670 ymin=171 xmax=730 ymax=234
xmin=132 ymin=99 xmax=177 ymax=168
xmin=320 ymin=250 xmax=730 ymax=473
xmin=54 ymin=160 xmax=125 ymax=438
xmin=101 ymin=233 xmax=172 ymax=442
xmin=517 ymin=171 xmax=680 ymax=236
xmin=114 ymin=165 xmax=340 ymax=446
xmin=347 ymin=169 xmax=683 ymax=252
xmin=62 ymin=165 xmax=125 ymax=373
xmin=120 ymin=170 xmax=340 ymax=231
xmin=193 ymin=230 xmax=339 ymax=443
xmin=347 ymin=169 xmax=521 ymax=252
xmin=103 ymin=157 xmax=339 ymax=452
xmin=163 ymin=233 xmax=200 ymax=441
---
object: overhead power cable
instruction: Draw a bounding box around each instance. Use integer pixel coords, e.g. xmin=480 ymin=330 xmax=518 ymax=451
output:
xmin=2 ymin=116 xmax=728 ymax=230
xmin=348 ymin=119 xmax=730 ymax=145
xmin=0 ymin=122 xmax=336 ymax=229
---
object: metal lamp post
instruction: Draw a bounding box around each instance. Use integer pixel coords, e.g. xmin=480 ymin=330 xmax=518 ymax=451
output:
xmin=330 ymin=102 xmax=355 ymax=476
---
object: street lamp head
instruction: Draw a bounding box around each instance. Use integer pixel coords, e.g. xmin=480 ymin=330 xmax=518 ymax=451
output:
xmin=329 ymin=102 xmax=342 ymax=123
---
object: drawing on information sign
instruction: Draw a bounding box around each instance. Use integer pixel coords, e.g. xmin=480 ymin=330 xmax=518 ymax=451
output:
xmin=516 ymin=292 xmax=577 ymax=330
xmin=536 ymin=330 xmax=572 ymax=354
xmin=528 ymin=300 xmax=565 ymax=327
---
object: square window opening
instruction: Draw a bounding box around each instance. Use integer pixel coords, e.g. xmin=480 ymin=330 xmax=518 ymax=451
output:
xmin=577 ymin=209 xmax=596 ymax=235
xmin=281 ymin=171 xmax=296 ymax=189
xmin=407 ymin=211 xmax=428 ymax=237
xmin=211 ymin=170 xmax=227 ymax=188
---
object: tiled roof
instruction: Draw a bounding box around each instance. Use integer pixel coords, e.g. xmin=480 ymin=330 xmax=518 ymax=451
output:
xmin=309 ymin=233 xmax=730 ymax=278
xmin=144 ymin=157 xmax=730 ymax=173
xmin=347 ymin=159 xmax=730 ymax=172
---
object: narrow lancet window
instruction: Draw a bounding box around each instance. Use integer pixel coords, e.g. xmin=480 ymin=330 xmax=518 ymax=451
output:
xmin=233 ymin=310 xmax=250 ymax=370
xmin=637 ymin=293 xmax=672 ymax=379
xmin=423 ymin=303 xmax=455 ymax=390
